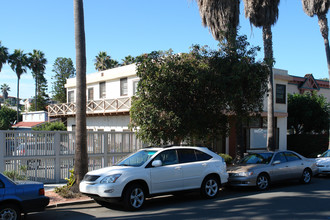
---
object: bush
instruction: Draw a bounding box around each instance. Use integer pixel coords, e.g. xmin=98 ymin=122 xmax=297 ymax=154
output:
xmin=287 ymin=134 xmax=328 ymax=157
xmin=219 ymin=153 xmax=233 ymax=164
xmin=54 ymin=169 xmax=81 ymax=198
xmin=3 ymin=166 xmax=28 ymax=181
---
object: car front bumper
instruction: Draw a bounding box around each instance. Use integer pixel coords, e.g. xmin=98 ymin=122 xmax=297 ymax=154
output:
xmin=317 ymin=166 xmax=330 ymax=175
xmin=79 ymin=181 xmax=124 ymax=198
xmin=227 ymin=175 xmax=257 ymax=187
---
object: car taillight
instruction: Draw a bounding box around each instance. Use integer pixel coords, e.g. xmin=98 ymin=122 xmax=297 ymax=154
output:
xmin=39 ymin=188 xmax=45 ymax=196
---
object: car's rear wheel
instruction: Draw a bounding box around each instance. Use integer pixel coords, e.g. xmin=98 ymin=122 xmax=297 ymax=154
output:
xmin=123 ymin=184 xmax=145 ymax=210
xmin=300 ymin=169 xmax=312 ymax=184
xmin=201 ymin=175 xmax=220 ymax=199
xmin=0 ymin=203 xmax=21 ymax=220
xmin=256 ymin=174 xmax=269 ymax=190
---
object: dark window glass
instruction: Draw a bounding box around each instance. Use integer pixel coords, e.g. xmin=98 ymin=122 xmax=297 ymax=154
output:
xmin=195 ymin=150 xmax=212 ymax=161
xmin=276 ymin=84 xmax=286 ymax=104
xmin=154 ymin=150 xmax=178 ymax=166
xmin=273 ymin=152 xmax=287 ymax=163
xmin=284 ymin=152 xmax=301 ymax=162
xmin=178 ymin=149 xmax=196 ymax=163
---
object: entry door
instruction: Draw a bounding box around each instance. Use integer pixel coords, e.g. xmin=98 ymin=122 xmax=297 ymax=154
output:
xmin=149 ymin=150 xmax=183 ymax=194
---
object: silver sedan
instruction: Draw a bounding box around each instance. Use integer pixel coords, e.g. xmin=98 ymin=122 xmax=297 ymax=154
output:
xmin=227 ymin=150 xmax=318 ymax=190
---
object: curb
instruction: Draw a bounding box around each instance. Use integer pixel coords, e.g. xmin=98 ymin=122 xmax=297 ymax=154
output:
xmin=47 ymin=199 xmax=94 ymax=208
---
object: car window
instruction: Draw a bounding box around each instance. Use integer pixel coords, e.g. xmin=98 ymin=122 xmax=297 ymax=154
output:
xmin=154 ymin=150 xmax=178 ymax=166
xmin=178 ymin=149 xmax=197 ymax=163
xmin=239 ymin=153 xmax=273 ymax=164
xmin=284 ymin=152 xmax=301 ymax=162
xmin=321 ymin=150 xmax=330 ymax=157
xmin=273 ymin=152 xmax=287 ymax=163
xmin=195 ymin=150 xmax=212 ymax=161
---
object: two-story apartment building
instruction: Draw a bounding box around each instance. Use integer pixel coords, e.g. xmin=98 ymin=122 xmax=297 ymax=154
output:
xmin=47 ymin=64 xmax=329 ymax=156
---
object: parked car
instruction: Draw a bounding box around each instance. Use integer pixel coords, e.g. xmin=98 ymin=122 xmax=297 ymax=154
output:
xmin=227 ymin=150 xmax=318 ymax=190
xmin=80 ymin=146 xmax=228 ymax=210
xmin=316 ymin=150 xmax=330 ymax=176
xmin=0 ymin=172 xmax=49 ymax=219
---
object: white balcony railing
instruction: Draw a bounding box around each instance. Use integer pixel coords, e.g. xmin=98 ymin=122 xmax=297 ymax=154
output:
xmin=48 ymin=97 xmax=131 ymax=117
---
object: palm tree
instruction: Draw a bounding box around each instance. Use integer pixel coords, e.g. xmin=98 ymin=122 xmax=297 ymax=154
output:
xmin=197 ymin=0 xmax=240 ymax=43
xmin=73 ymin=0 xmax=88 ymax=190
xmin=0 ymin=41 xmax=8 ymax=72
xmin=301 ymin=0 xmax=330 ymax=79
xmin=1 ymin=83 xmax=10 ymax=100
xmin=94 ymin=51 xmax=119 ymax=71
xmin=28 ymin=49 xmax=47 ymax=111
xmin=121 ymin=55 xmax=136 ymax=66
xmin=243 ymin=0 xmax=280 ymax=151
xmin=8 ymin=49 xmax=28 ymax=122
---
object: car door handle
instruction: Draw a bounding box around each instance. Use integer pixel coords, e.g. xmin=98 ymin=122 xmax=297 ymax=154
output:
xmin=175 ymin=167 xmax=181 ymax=170
xmin=202 ymin=163 xmax=207 ymax=167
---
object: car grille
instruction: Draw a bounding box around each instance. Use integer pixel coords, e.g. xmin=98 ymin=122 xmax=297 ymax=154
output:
xmin=83 ymin=175 xmax=100 ymax=182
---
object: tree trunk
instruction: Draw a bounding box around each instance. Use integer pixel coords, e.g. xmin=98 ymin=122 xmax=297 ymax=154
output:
xmin=263 ymin=25 xmax=276 ymax=151
xmin=35 ymin=74 xmax=38 ymax=111
xmin=17 ymin=77 xmax=20 ymax=123
xmin=73 ymin=0 xmax=88 ymax=191
xmin=235 ymin=118 xmax=244 ymax=161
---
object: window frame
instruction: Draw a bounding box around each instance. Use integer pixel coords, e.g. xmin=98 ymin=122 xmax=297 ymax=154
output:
xmin=120 ymin=78 xmax=128 ymax=96
xmin=99 ymin=82 xmax=106 ymax=99
xmin=276 ymin=84 xmax=286 ymax=104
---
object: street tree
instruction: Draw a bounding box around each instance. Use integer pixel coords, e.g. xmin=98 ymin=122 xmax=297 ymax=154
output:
xmin=8 ymin=49 xmax=28 ymax=122
xmin=73 ymin=0 xmax=88 ymax=191
xmin=29 ymin=73 xmax=49 ymax=111
xmin=51 ymin=57 xmax=75 ymax=103
xmin=243 ymin=0 xmax=280 ymax=151
xmin=94 ymin=51 xmax=119 ymax=71
xmin=121 ymin=55 xmax=136 ymax=66
xmin=0 ymin=41 xmax=8 ymax=72
xmin=28 ymin=49 xmax=47 ymax=111
xmin=302 ymin=0 xmax=330 ymax=79
xmin=288 ymin=92 xmax=329 ymax=134
xmin=0 ymin=106 xmax=16 ymax=130
xmin=1 ymin=83 xmax=10 ymax=100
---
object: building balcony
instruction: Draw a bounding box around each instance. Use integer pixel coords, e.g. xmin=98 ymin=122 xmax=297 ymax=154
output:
xmin=48 ymin=97 xmax=131 ymax=118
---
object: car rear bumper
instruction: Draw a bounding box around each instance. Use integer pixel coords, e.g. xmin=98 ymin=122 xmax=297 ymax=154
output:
xmin=21 ymin=196 xmax=49 ymax=213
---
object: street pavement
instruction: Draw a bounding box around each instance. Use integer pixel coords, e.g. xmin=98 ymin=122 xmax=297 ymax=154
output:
xmin=33 ymin=176 xmax=330 ymax=220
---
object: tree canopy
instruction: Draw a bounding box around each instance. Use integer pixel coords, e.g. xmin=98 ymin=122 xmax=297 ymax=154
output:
xmin=0 ymin=106 xmax=17 ymax=130
xmin=32 ymin=121 xmax=66 ymax=131
xmin=130 ymin=36 xmax=268 ymax=145
xmin=288 ymin=92 xmax=330 ymax=134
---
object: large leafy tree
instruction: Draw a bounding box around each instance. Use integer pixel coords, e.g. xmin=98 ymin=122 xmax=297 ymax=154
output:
xmin=28 ymin=49 xmax=47 ymax=111
xmin=302 ymin=0 xmax=330 ymax=79
xmin=29 ymin=73 xmax=49 ymax=111
xmin=0 ymin=106 xmax=17 ymax=130
xmin=243 ymin=0 xmax=280 ymax=151
xmin=8 ymin=49 xmax=28 ymax=122
xmin=94 ymin=51 xmax=119 ymax=71
xmin=131 ymin=37 xmax=268 ymax=146
xmin=73 ymin=0 xmax=88 ymax=191
xmin=0 ymin=41 xmax=8 ymax=72
xmin=51 ymin=57 xmax=76 ymax=103
xmin=1 ymin=83 xmax=10 ymax=100
xmin=288 ymin=92 xmax=329 ymax=134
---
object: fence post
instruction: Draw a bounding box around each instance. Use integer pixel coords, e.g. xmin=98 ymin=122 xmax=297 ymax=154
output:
xmin=0 ymin=131 xmax=5 ymax=173
xmin=54 ymin=132 xmax=61 ymax=183
xmin=103 ymin=132 xmax=108 ymax=167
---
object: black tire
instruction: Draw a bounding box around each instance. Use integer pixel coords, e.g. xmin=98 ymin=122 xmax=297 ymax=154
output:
xmin=123 ymin=184 xmax=145 ymax=211
xmin=256 ymin=174 xmax=270 ymax=190
xmin=0 ymin=203 xmax=21 ymax=220
xmin=201 ymin=176 xmax=220 ymax=199
xmin=300 ymin=169 xmax=312 ymax=184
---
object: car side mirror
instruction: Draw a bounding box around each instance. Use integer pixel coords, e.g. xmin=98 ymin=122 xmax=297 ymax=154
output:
xmin=152 ymin=160 xmax=162 ymax=167
xmin=272 ymin=160 xmax=281 ymax=165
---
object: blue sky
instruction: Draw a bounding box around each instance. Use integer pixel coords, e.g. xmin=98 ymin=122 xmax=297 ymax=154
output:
xmin=0 ymin=0 xmax=329 ymax=99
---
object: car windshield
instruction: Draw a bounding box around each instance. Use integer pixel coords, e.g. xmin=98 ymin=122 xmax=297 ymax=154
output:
xmin=320 ymin=150 xmax=330 ymax=157
xmin=239 ymin=153 xmax=274 ymax=164
xmin=116 ymin=150 xmax=158 ymax=167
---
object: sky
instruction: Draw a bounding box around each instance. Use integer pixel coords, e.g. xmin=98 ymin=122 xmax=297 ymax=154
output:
xmin=0 ymin=0 xmax=329 ymax=100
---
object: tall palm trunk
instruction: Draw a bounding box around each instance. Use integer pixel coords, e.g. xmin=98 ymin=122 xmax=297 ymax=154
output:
xmin=263 ymin=25 xmax=276 ymax=151
xmin=73 ymin=0 xmax=88 ymax=190
xmin=16 ymin=77 xmax=20 ymax=122
xmin=35 ymin=75 xmax=38 ymax=111
xmin=317 ymin=14 xmax=330 ymax=80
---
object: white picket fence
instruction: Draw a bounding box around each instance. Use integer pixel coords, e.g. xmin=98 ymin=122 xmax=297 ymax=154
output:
xmin=0 ymin=130 xmax=144 ymax=183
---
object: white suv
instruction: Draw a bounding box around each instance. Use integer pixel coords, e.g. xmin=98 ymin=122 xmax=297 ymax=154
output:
xmin=80 ymin=146 xmax=228 ymax=210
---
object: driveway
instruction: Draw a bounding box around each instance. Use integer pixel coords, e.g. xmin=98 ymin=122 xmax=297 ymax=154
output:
xmin=29 ymin=176 xmax=330 ymax=220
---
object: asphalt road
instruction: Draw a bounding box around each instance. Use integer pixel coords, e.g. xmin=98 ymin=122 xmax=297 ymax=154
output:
xmin=29 ymin=176 xmax=330 ymax=220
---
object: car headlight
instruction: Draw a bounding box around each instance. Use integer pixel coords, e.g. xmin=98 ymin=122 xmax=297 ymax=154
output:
xmin=100 ymin=174 xmax=121 ymax=184
xmin=234 ymin=172 xmax=253 ymax=177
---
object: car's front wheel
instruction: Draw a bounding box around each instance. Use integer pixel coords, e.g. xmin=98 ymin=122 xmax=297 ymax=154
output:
xmin=300 ymin=169 xmax=312 ymax=184
xmin=0 ymin=203 xmax=21 ymax=220
xmin=123 ymin=184 xmax=145 ymax=210
xmin=201 ymin=175 xmax=220 ymax=199
xmin=256 ymin=174 xmax=269 ymax=190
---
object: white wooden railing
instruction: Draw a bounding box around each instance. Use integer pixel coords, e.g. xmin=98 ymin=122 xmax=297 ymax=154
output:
xmin=48 ymin=97 xmax=131 ymax=117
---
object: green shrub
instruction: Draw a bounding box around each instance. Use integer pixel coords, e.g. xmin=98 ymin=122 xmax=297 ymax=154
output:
xmin=54 ymin=169 xmax=80 ymax=198
xmin=3 ymin=166 xmax=28 ymax=181
xmin=219 ymin=153 xmax=233 ymax=164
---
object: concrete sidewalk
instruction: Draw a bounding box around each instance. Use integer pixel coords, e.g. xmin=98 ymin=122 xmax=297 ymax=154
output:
xmin=44 ymin=183 xmax=66 ymax=192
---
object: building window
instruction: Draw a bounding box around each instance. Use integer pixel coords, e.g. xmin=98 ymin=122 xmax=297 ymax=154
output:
xmin=120 ymin=78 xmax=128 ymax=96
xmin=68 ymin=91 xmax=74 ymax=103
xmin=276 ymin=84 xmax=286 ymax=104
xmin=133 ymin=81 xmax=138 ymax=95
xmin=99 ymin=82 xmax=106 ymax=99
xmin=88 ymin=88 xmax=94 ymax=101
